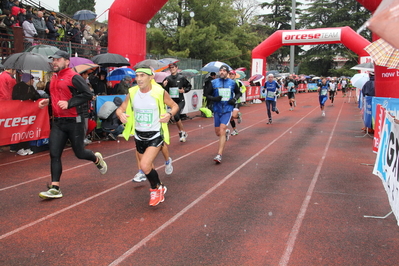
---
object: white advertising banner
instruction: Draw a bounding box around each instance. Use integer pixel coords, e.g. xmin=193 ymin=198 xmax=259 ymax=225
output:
xmin=282 ymin=29 xmax=341 ymax=44
xmin=251 ymin=58 xmax=264 ymax=76
xmin=373 ymin=113 xmax=399 ymax=225
xmin=182 ymin=90 xmax=203 ymax=114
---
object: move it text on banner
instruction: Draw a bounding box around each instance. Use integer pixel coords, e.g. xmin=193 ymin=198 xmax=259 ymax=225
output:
xmin=0 ymin=100 xmax=50 ymax=146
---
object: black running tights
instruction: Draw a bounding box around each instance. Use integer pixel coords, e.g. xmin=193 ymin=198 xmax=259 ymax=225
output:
xmin=49 ymin=120 xmax=96 ymax=182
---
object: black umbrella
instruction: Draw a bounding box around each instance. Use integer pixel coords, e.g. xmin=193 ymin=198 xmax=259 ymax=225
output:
xmin=2 ymin=52 xmax=52 ymax=71
xmin=91 ymin=53 xmax=130 ymax=67
xmin=73 ymin=10 xmax=97 ymax=20
xmin=24 ymin=44 xmax=60 ymax=57
xmin=133 ymin=59 xmax=168 ymax=71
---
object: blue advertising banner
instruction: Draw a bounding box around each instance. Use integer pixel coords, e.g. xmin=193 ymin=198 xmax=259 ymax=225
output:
xmin=363 ymin=96 xmax=373 ymax=128
xmin=371 ymin=97 xmax=399 ymax=128
xmin=307 ymin=83 xmax=318 ymax=91
xmin=96 ymin=95 xmax=126 ymax=114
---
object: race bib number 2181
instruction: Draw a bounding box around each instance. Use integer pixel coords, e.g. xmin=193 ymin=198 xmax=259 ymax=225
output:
xmin=136 ymin=109 xmax=154 ymax=128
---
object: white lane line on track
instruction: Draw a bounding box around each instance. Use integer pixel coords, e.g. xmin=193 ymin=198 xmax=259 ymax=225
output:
xmin=0 ymin=141 xmax=218 ymax=240
xmin=278 ymin=103 xmax=344 ymax=266
xmin=0 ymin=111 xmax=255 ymax=191
xmin=0 ymin=102 xmax=318 ymax=263
xmin=108 ymin=106 xmax=319 ymax=266
xmin=0 ymin=149 xmax=132 ymax=192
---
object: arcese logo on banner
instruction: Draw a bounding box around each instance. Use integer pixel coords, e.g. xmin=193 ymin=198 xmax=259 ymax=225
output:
xmin=282 ymin=29 xmax=341 ymax=44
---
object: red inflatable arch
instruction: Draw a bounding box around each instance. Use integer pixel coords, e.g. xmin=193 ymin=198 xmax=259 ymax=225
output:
xmin=251 ymin=26 xmax=370 ymax=81
xmin=107 ymin=0 xmax=168 ymax=66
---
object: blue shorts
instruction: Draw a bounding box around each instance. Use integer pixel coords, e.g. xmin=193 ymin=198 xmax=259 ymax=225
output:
xmin=319 ymin=95 xmax=328 ymax=106
xmin=214 ymin=112 xmax=232 ymax=127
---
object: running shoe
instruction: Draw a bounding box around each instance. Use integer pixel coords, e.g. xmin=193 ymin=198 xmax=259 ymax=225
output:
xmin=95 ymin=152 xmax=107 ymax=174
xmin=149 ymin=185 xmax=167 ymax=206
xmin=322 ymin=111 xmax=325 ymax=117
xmin=25 ymin=148 xmax=34 ymax=155
xmin=17 ymin=149 xmax=28 ymax=156
xmin=132 ymin=171 xmax=147 ymax=182
xmin=275 ymin=108 xmax=280 ymax=114
xmin=214 ymin=154 xmax=222 ymax=164
xmin=294 ymin=101 xmax=297 ymax=107
xmin=237 ymin=112 xmax=242 ymax=124
xmin=231 ymin=129 xmax=238 ymax=136
xmin=179 ymin=131 xmax=188 ymax=142
xmin=267 ymin=119 xmax=272 ymax=124
xmin=225 ymin=129 xmax=230 ymax=141
xmin=39 ymin=186 xmax=63 ymax=199
xmin=289 ymin=108 xmax=293 ymax=111
xmin=165 ymin=157 xmax=173 ymax=175
xmin=84 ymin=138 xmax=92 ymax=145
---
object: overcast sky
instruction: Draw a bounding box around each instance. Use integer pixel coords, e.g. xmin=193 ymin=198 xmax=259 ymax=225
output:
xmin=37 ymin=0 xmax=115 ymax=21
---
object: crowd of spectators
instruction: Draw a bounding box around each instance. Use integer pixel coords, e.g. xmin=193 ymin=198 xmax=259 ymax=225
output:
xmin=0 ymin=0 xmax=108 ymax=53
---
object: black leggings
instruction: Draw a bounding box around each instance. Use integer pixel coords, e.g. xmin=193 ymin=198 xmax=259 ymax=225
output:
xmin=173 ymin=100 xmax=186 ymax=122
xmin=49 ymin=119 xmax=97 ymax=182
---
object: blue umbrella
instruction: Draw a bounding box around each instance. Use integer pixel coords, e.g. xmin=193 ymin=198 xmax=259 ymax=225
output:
xmin=201 ymin=61 xmax=232 ymax=73
xmin=158 ymin=58 xmax=179 ymax=65
xmin=107 ymin=68 xmax=136 ymax=81
xmin=73 ymin=10 xmax=97 ymax=20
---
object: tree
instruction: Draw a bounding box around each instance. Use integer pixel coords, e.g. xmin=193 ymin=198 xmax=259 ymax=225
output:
xmin=256 ymin=0 xmax=305 ymax=71
xmin=234 ymin=0 xmax=260 ymax=26
xmin=147 ymin=0 xmax=254 ymax=66
xmin=297 ymin=0 xmax=371 ymax=76
xmin=59 ymin=0 xmax=95 ymax=17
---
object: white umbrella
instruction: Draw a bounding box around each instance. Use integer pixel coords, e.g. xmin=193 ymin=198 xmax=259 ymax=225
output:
xmin=351 ymin=73 xmax=370 ymax=88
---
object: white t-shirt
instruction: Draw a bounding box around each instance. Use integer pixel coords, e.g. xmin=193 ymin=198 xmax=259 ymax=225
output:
xmin=329 ymin=82 xmax=336 ymax=91
xmin=133 ymin=90 xmax=161 ymax=132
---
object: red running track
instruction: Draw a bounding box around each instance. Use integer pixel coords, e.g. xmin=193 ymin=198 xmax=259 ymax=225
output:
xmin=1 ymin=92 xmax=398 ymax=265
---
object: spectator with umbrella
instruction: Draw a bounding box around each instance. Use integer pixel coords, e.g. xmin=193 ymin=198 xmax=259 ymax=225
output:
xmin=89 ymin=71 xmax=108 ymax=95
xmin=11 ymin=73 xmax=41 ymax=155
xmin=115 ymin=75 xmax=133 ymax=95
